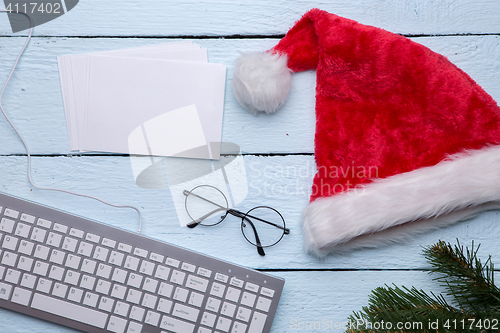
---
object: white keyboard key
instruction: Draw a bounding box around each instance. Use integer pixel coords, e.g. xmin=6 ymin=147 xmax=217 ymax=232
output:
xmin=0 ymin=218 xmax=15 ymax=233
xmin=130 ymin=306 xmax=145 ymax=322
xmin=221 ymin=302 xmax=237 ymax=317
xmin=149 ymin=252 xmax=164 ymax=263
xmin=145 ymin=310 xmax=161 ymax=326
xmin=173 ymin=287 xmax=189 ymax=302
xmin=126 ymin=289 xmax=142 ymax=304
xmin=201 ymin=311 xmax=217 ymax=327
xmin=157 ymin=298 xmax=173 ymax=314
xmin=96 ymin=263 xmax=112 ymax=279
xmin=81 ymin=259 xmax=97 ymax=274
xmin=0 ymin=282 xmax=12 ymax=300
xmin=5 ymin=268 xmax=21 ymax=284
xmin=99 ymin=296 xmax=115 ymax=312
xmin=124 ymin=256 xmax=140 ymax=271
xmin=236 ymin=306 xmax=252 ymax=322
xmin=181 ymin=262 xmax=196 ymax=273
xmin=37 ymin=218 xmax=52 ymax=229
xmin=155 ymin=265 xmax=170 ymax=281
xmin=78 ymin=241 xmax=94 ymax=257
xmin=65 ymin=254 xmax=81 ymax=270
xmin=49 ymin=249 xmax=66 ymax=265
xmin=34 ymin=244 xmax=50 ymax=260
xmin=205 ymin=297 xmax=221 ymax=312
xmin=245 ymin=282 xmax=259 ymax=293
xmin=62 ymin=237 xmax=78 ymax=252
xmin=248 ymin=311 xmax=267 ymax=333
xmin=108 ymin=315 xmax=128 ymax=333
xmin=33 ymin=261 xmax=49 ymax=276
xmin=1 ymin=251 xmax=17 ymax=267
xmin=188 ymin=291 xmax=204 ymax=307
xmin=4 ymin=208 xmax=19 ymax=219
xmin=12 ymin=287 xmax=31 ymax=306
xmin=198 ymin=326 xmax=212 ymax=333
xmin=102 ymin=238 xmax=116 ymax=248
xmin=170 ymin=270 xmax=186 ymax=285
xmin=20 ymin=213 xmax=35 ymax=224
xmin=109 ymin=251 xmax=125 ymax=266
xmin=230 ymin=277 xmax=244 ymax=288
xmin=127 ymin=321 xmax=142 ymax=333
xmin=139 ymin=260 xmax=155 ymax=276
xmin=30 ymin=227 xmax=47 ymax=242
xmin=46 ymin=232 xmax=63 ymax=247
xmin=197 ymin=267 xmax=212 ymax=278
xmin=186 ymin=274 xmax=209 ymax=293
xmin=142 ymin=293 xmax=158 ymax=309
xmin=18 ymin=240 xmax=34 ymax=256
xmin=216 ymin=316 xmax=232 ymax=332
xmin=160 ymin=315 xmax=195 ymax=333
xmin=32 ymin=293 xmax=108 ymax=329
xmin=214 ymin=272 xmax=229 ymax=283
xmin=111 ymin=284 xmax=127 ymax=299
xmin=20 ymin=273 xmax=37 ymax=289
xmin=165 ymin=257 xmax=180 ymax=268
xmin=96 ymin=279 xmax=111 ymax=295
xmin=64 ymin=270 xmax=81 ymax=285
xmin=69 ymin=228 xmax=84 ymax=238
xmin=112 ymin=267 xmax=128 ymax=284
xmin=2 ymin=235 xmax=18 ymax=251
xmin=0 ymin=265 xmax=4 ymax=279
xmin=232 ymin=321 xmax=248 ymax=333
xmin=68 ymin=287 xmax=84 ymax=303
xmin=17 ymin=256 xmax=33 ymax=271
xmin=36 ymin=278 xmax=52 ymax=293
xmin=14 ymin=223 xmax=31 ymax=238
xmin=127 ymin=272 xmax=143 ymax=288
xmin=143 ymin=277 xmax=158 ymax=293
xmin=260 ymin=287 xmax=275 ymax=298
xmin=85 ymin=233 xmax=100 ymax=243
xmin=133 ymin=247 xmax=147 ymax=258
xmin=52 ymin=282 xmax=68 ymax=298
xmin=241 ymin=292 xmax=257 ymax=307
xmin=93 ymin=246 xmax=109 ymax=261
xmin=256 ymin=297 xmax=272 ymax=312
xmin=158 ymin=282 xmax=173 ymax=298
xmin=209 ymin=282 xmax=225 ymax=298
xmin=114 ymin=301 xmax=130 ymax=317
xmin=83 ymin=292 xmax=99 ymax=307
xmin=80 ymin=275 xmax=96 ymax=290
xmin=53 ymin=223 xmax=68 ymax=234
xmin=117 ymin=243 xmax=132 ymax=253
xmin=49 ymin=266 xmax=65 ymax=281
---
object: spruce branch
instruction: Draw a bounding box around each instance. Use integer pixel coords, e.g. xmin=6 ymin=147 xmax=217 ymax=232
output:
xmin=346 ymin=240 xmax=500 ymax=333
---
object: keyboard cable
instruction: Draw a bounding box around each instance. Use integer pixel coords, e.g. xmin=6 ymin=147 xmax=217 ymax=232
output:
xmin=0 ymin=10 xmax=143 ymax=233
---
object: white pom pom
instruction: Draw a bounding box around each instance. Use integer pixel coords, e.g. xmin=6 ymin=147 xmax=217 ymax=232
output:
xmin=232 ymin=52 xmax=292 ymax=115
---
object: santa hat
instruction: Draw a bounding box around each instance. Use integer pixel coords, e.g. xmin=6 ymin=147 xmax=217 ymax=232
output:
xmin=232 ymin=9 xmax=500 ymax=256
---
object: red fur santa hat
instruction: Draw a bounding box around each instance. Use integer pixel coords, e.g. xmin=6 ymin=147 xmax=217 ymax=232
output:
xmin=232 ymin=9 xmax=500 ymax=256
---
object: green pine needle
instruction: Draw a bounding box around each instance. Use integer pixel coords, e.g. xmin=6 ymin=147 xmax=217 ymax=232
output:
xmin=346 ymin=240 xmax=500 ymax=333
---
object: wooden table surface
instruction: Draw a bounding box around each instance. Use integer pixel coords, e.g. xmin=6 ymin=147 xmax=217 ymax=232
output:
xmin=1 ymin=1 xmax=500 ymax=332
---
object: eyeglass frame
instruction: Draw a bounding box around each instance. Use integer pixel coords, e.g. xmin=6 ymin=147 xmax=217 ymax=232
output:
xmin=183 ymin=185 xmax=290 ymax=256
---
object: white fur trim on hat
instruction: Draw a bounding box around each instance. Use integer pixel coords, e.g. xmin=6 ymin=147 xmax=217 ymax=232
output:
xmin=232 ymin=52 xmax=292 ymax=115
xmin=302 ymin=145 xmax=500 ymax=256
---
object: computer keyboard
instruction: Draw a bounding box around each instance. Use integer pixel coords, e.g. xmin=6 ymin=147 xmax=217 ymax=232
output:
xmin=0 ymin=191 xmax=284 ymax=333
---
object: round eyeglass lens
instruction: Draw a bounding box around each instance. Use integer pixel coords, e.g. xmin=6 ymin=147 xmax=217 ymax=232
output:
xmin=185 ymin=185 xmax=229 ymax=226
xmin=241 ymin=206 xmax=286 ymax=247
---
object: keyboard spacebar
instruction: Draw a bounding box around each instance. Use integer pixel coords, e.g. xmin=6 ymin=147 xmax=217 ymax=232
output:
xmin=31 ymin=293 xmax=108 ymax=329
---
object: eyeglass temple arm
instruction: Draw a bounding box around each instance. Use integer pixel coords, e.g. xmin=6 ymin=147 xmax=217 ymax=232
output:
xmin=185 ymin=207 xmax=227 ymax=228
xmin=184 ymin=190 xmax=290 ymax=235
xmin=229 ymin=210 xmax=290 ymax=235
xmin=238 ymin=213 xmax=265 ymax=256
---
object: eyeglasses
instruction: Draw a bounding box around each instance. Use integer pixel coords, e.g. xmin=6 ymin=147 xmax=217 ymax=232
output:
xmin=183 ymin=185 xmax=289 ymax=256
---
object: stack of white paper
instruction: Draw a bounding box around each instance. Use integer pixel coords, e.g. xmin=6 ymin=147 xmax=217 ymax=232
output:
xmin=57 ymin=41 xmax=226 ymax=159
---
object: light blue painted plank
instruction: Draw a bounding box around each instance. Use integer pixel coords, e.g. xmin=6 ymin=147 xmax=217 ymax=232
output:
xmin=1 ymin=36 xmax=499 ymax=155
xmin=1 ymin=0 xmax=499 ymax=36
xmin=0 ymin=155 xmax=499 ymax=270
